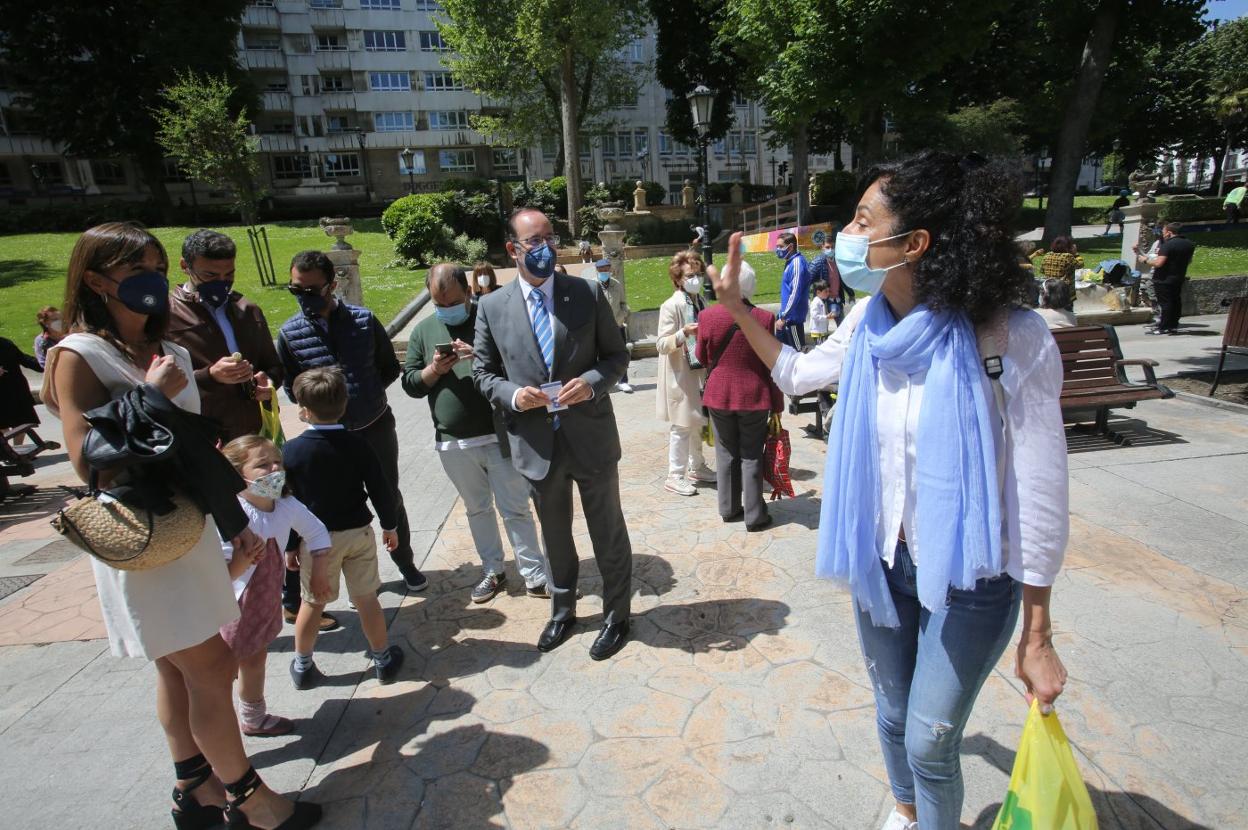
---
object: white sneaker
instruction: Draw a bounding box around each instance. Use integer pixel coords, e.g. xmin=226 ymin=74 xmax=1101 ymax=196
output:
xmin=880 ymin=808 xmax=918 ymax=830
xmin=663 ymin=475 xmax=697 ymax=496
xmin=616 ymin=381 xmax=634 ymax=393
xmin=688 ymin=463 xmax=716 ymax=483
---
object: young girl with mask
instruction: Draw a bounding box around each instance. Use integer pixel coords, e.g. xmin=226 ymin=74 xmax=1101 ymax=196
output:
xmin=711 ymin=152 xmax=1068 ymax=830
xmin=655 ymin=250 xmax=714 ymax=496
xmin=219 ymin=435 xmax=332 ymax=738
xmin=34 ymin=305 xmax=66 ymax=367
xmin=472 ymin=262 xmax=499 ymax=298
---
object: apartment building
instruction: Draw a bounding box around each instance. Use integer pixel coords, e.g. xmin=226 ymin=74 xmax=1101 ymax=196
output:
xmin=0 ymin=0 xmax=836 ymax=210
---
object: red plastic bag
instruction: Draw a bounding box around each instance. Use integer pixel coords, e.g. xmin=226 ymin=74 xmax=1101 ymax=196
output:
xmin=763 ymin=414 xmax=795 ymax=500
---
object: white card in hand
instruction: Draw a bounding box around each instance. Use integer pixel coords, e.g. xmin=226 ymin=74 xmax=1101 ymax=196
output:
xmin=540 ymin=381 xmax=568 ymax=412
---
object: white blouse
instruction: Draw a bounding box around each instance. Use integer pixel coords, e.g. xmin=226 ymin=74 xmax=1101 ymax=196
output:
xmin=223 ymin=495 xmax=332 ymax=598
xmin=772 ymin=300 xmax=1068 ymax=586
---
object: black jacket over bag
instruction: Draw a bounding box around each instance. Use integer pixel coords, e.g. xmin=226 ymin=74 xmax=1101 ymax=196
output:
xmin=81 ymin=384 xmax=249 ymax=541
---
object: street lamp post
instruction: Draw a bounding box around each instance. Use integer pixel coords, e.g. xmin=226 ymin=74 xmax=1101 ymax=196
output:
xmin=769 ymin=155 xmax=777 ymax=199
xmin=687 ymin=83 xmax=716 ymax=299
xmin=399 ymin=147 xmax=416 ymax=194
xmin=353 ymin=128 xmax=371 ymax=205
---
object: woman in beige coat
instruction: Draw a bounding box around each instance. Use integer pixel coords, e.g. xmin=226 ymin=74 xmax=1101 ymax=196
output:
xmin=656 ymin=250 xmax=716 ymax=496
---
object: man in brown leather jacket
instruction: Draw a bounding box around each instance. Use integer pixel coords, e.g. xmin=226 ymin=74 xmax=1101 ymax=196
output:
xmin=166 ymin=229 xmax=283 ymax=441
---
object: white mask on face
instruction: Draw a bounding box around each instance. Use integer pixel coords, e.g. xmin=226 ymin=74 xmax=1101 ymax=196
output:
xmin=683 ymin=275 xmax=703 ymax=294
xmin=48 ymin=318 xmax=65 ymax=333
xmin=476 ymin=275 xmax=490 ymax=288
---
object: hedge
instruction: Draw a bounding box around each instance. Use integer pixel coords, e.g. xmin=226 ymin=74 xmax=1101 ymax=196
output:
xmin=1157 ymin=197 xmax=1225 ymax=223
xmin=381 ymin=189 xmax=501 ymax=265
xmin=0 ymin=200 xmax=240 ymax=236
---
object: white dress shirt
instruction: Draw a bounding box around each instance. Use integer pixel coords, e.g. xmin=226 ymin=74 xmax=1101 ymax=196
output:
xmin=510 ymin=276 xmax=558 ymax=411
xmin=209 ymin=301 xmax=240 ymax=355
xmin=772 ymin=300 xmax=1068 ymax=586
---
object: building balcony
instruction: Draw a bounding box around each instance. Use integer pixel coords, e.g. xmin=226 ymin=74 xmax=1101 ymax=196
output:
xmin=313 ymin=50 xmax=352 ymax=70
xmin=243 ymin=50 xmax=286 ymax=70
xmin=261 ymin=91 xmax=292 ymax=111
xmin=319 ymin=91 xmax=357 ymax=110
xmin=257 ymin=134 xmax=299 ymax=153
xmin=308 ymin=8 xmax=346 ymax=28
xmin=0 ymin=135 xmax=62 ymax=155
xmin=242 ymin=5 xmax=279 ymax=27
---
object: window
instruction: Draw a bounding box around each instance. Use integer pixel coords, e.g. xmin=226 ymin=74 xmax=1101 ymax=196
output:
xmin=252 ymin=0 xmax=274 ymax=6
xmin=326 ymin=115 xmax=351 ymax=133
xmin=273 ymin=154 xmax=312 ymax=178
xmin=399 ymin=150 xmax=426 ymax=175
xmin=90 ymin=160 xmax=126 ymax=186
xmin=419 ymin=31 xmax=448 ymax=51
xmin=162 ymin=159 xmax=187 ymax=182
xmin=321 ymin=74 xmax=350 ymax=91
xmin=423 ymin=71 xmax=463 ymax=91
xmin=602 ymin=129 xmax=647 ymax=158
xmin=245 ymin=36 xmax=281 ymax=50
xmin=374 ymin=111 xmax=414 ymax=132
xmin=439 ymin=149 xmax=476 ymax=172
xmin=265 ymin=78 xmax=289 ymax=91
xmin=413 ymin=0 xmax=441 ymax=8
xmin=29 ymin=161 xmax=63 ymax=185
xmin=369 ymin=71 xmax=411 ymax=91
xmin=733 ymin=93 xmax=750 ymax=108
xmin=428 ymin=110 xmax=469 ymax=130
xmin=323 ymin=153 xmax=360 ymax=177
xmin=269 ymin=120 xmax=295 ymax=134
xmin=315 ymin=34 xmax=345 ymax=51
xmin=309 ymin=0 xmax=341 ymax=7
xmin=618 ymin=86 xmax=639 ymax=109
xmin=541 ymin=136 xmax=557 ymax=160
xmin=619 ymin=40 xmax=643 ymax=62
xmin=492 ymin=148 xmax=518 ymax=175
xmin=361 ymin=0 xmax=400 ymax=7
xmin=363 ymin=30 xmax=406 ymax=50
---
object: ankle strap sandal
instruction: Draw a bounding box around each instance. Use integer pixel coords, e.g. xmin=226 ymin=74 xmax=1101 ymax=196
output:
xmin=171 ymin=753 xmax=223 ymax=830
xmin=224 ymin=767 xmax=322 ymax=830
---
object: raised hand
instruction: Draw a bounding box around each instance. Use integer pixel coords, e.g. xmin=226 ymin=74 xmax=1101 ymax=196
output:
xmin=709 ymin=232 xmax=746 ymax=313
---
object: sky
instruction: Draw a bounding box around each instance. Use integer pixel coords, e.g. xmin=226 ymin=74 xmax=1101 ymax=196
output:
xmin=1206 ymin=0 xmax=1247 ymax=21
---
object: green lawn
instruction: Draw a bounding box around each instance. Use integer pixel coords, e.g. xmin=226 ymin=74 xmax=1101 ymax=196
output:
xmin=1022 ymin=195 xmax=1117 ymax=211
xmin=0 ymin=219 xmax=424 ymax=347
xmin=1068 ymin=229 xmax=1248 ymax=279
xmin=624 ymin=252 xmax=786 ymax=312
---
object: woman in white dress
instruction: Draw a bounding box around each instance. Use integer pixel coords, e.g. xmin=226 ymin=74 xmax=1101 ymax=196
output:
xmin=43 ymin=222 xmax=320 ymax=830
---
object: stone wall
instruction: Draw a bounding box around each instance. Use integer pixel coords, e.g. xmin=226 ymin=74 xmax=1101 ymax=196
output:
xmin=1183 ymin=275 xmax=1248 ymax=315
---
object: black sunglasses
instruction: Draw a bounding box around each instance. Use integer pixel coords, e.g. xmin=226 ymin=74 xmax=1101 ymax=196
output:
xmin=287 ymin=284 xmax=329 ymax=298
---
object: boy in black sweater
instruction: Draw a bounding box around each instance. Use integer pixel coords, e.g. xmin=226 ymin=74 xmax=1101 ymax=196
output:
xmin=283 ymin=367 xmax=405 ymax=687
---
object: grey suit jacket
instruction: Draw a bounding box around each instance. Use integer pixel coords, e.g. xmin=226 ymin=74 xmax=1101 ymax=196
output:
xmin=473 ymin=273 xmax=629 ymax=481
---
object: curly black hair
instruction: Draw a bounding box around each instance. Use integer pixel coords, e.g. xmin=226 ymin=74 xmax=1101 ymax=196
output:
xmin=861 ymin=151 xmax=1030 ymax=324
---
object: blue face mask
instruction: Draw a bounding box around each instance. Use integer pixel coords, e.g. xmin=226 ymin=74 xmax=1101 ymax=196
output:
xmin=109 ymin=270 xmax=169 ymax=316
xmin=195 ymin=280 xmax=233 ymax=309
xmin=833 ymin=231 xmax=911 ymax=294
xmin=775 ymin=246 xmax=789 ymax=260
xmin=522 ymin=242 xmax=557 ymax=281
xmin=434 ymin=301 xmax=470 ymax=327
xmin=597 ymin=271 xmax=611 ymax=283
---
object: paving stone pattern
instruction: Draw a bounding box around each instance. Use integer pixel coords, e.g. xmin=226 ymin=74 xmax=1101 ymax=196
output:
xmin=0 ymin=357 xmax=1245 ymax=828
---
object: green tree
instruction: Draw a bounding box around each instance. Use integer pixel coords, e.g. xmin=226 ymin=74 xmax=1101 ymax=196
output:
xmin=1202 ymin=17 xmax=1248 ymax=194
xmin=897 ymin=100 xmax=1025 ymax=157
xmin=157 ymin=74 xmax=263 ymax=225
xmin=437 ymin=0 xmax=648 ymax=234
xmin=0 ymin=0 xmax=251 ymax=217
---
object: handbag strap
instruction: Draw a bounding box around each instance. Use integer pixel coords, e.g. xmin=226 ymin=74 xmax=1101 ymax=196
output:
xmin=705 ymin=322 xmax=740 ymax=380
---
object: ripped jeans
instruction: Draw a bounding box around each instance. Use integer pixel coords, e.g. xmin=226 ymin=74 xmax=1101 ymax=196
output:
xmin=854 ymin=542 xmax=1021 ymax=829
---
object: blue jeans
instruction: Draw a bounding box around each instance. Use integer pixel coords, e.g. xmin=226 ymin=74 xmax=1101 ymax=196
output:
xmin=854 ymin=542 xmax=1021 ymax=830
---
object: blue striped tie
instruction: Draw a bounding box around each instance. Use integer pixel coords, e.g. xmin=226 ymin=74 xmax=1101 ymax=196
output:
xmin=531 ymin=289 xmax=554 ymax=377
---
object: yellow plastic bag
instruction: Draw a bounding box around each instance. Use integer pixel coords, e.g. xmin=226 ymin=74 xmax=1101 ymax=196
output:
xmin=993 ymin=701 xmax=1097 ymax=830
xmin=258 ymin=395 xmax=285 ymax=448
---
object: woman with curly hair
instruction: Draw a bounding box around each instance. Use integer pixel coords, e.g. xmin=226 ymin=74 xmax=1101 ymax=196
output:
xmin=710 ymin=151 xmax=1069 ymax=830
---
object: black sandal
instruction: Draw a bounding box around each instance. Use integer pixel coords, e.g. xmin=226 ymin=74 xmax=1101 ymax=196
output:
xmin=224 ymin=767 xmax=322 ymax=830
xmin=171 ymin=753 xmax=223 ymax=830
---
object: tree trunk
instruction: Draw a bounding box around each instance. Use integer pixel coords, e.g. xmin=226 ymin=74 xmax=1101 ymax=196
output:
xmin=136 ymin=153 xmax=174 ymax=223
xmin=1042 ymin=0 xmax=1124 ymax=244
xmin=792 ymin=121 xmax=809 ymax=226
xmin=559 ymin=46 xmax=583 ymax=236
xmin=859 ymin=103 xmax=885 ymax=168
xmin=1217 ymin=128 xmax=1233 ymax=196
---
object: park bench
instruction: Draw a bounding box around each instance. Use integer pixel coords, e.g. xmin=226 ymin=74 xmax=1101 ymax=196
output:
xmin=1209 ymin=296 xmax=1248 ymax=395
xmin=1 ymin=423 xmax=56 ymax=491
xmin=1053 ymin=325 xmax=1171 ymax=444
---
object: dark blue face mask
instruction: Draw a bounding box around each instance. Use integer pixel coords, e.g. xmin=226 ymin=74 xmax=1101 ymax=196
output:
xmin=195 ymin=279 xmax=233 ymax=309
xmin=109 ymin=270 xmax=169 ymax=316
xmin=522 ymin=242 xmax=557 ymax=281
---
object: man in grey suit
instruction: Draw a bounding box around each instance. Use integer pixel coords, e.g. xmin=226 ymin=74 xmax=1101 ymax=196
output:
xmin=473 ymin=208 xmax=634 ymax=660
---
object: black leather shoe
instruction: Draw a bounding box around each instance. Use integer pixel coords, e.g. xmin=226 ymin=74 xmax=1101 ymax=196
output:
xmin=589 ymin=621 xmax=630 ymax=661
xmin=537 ymin=617 xmax=576 ymax=652
xmin=746 ymin=514 xmax=774 ymax=532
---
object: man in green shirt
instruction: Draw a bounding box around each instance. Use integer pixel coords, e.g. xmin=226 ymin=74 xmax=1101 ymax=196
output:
xmin=1225 ymin=185 xmax=1245 ymax=226
xmin=402 ymin=264 xmax=549 ymax=602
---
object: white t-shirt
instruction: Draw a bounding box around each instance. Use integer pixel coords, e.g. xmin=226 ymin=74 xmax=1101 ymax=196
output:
xmin=223 ymin=495 xmax=332 ymax=598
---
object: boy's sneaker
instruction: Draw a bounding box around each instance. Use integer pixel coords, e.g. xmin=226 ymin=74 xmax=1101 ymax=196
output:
xmin=471 ymin=572 xmax=506 ymax=603
xmin=373 ymin=645 xmax=406 ymax=685
xmin=688 ymin=463 xmax=716 ymax=483
xmin=880 ymin=809 xmax=917 ymax=830
xmin=526 ymin=582 xmax=551 ymax=599
xmin=399 ymin=563 xmax=428 ymax=592
xmin=664 ymin=475 xmax=697 ymax=496
xmin=289 ymin=658 xmax=324 ymax=691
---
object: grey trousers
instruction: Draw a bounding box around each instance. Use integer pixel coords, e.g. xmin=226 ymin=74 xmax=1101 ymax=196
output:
xmin=356 ymin=407 xmax=413 ymax=570
xmin=709 ymin=408 xmax=770 ymax=527
xmin=527 ymin=430 xmax=632 ymax=626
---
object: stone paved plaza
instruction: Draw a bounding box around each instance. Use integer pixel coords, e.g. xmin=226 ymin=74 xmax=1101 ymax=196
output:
xmin=1 ymin=340 xmax=1246 ymax=828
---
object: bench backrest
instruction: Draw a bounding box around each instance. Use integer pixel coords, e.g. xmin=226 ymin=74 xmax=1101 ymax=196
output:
xmin=1224 ymin=297 xmax=1248 ymax=350
xmin=1051 ymin=325 xmax=1122 ymax=391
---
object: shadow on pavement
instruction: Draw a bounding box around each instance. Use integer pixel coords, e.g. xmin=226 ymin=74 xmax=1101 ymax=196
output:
xmin=1064 ymin=419 xmax=1188 ymax=454
xmin=0 ymin=484 xmax=71 ymax=527
xmin=963 ymin=733 xmax=1213 ymax=830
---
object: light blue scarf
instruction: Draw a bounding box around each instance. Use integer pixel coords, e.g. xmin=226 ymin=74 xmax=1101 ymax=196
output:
xmin=817 ymin=293 xmax=1002 ymax=628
